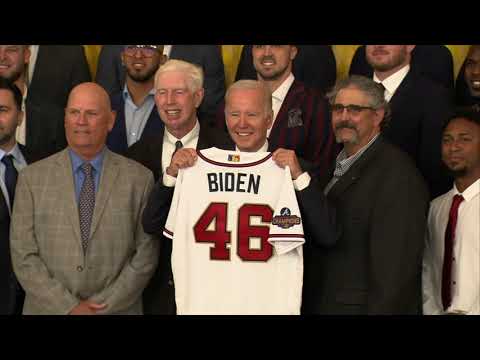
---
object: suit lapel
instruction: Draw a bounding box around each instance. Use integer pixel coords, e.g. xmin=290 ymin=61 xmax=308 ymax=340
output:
xmin=57 ymin=149 xmax=83 ymax=248
xmin=270 ymin=80 xmax=303 ymax=141
xmin=388 ymin=70 xmax=415 ymax=111
xmin=89 ymin=149 xmax=120 ymax=238
xmin=327 ymin=137 xmax=383 ymax=200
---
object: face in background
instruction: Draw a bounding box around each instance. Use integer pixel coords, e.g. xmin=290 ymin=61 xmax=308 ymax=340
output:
xmin=154 ymin=70 xmax=204 ymax=135
xmin=225 ymin=87 xmax=272 ymax=152
xmin=122 ymin=45 xmax=165 ymax=83
xmin=442 ymin=117 xmax=480 ymax=178
xmin=0 ymin=45 xmax=30 ymax=83
xmin=64 ymin=83 xmax=115 ymax=159
xmin=366 ymin=45 xmax=414 ymax=73
xmin=331 ymin=86 xmax=383 ymax=151
xmin=464 ymin=46 xmax=480 ymax=98
xmin=0 ymin=89 xmax=23 ymax=150
xmin=252 ymin=45 xmax=297 ymax=82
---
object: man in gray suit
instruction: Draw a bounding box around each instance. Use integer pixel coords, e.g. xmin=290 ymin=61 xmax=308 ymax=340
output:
xmin=10 ymin=82 xmax=158 ymax=315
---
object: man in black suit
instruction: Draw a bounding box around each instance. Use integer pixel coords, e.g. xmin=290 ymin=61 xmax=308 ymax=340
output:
xmin=27 ymin=45 xmax=91 ymax=109
xmin=126 ymin=59 xmax=232 ymax=314
xmin=305 ymin=75 xmax=429 ymax=314
xmin=0 ymin=78 xmax=39 ymax=314
xmin=455 ymin=45 xmax=480 ymax=108
xmin=96 ymin=45 xmax=225 ymax=122
xmin=106 ymin=45 xmax=166 ymax=154
xmin=350 ymin=45 xmax=454 ymax=91
xmin=0 ymin=45 xmax=68 ymax=158
xmin=235 ymin=45 xmax=337 ymax=94
xmin=364 ymin=45 xmax=454 ymax=199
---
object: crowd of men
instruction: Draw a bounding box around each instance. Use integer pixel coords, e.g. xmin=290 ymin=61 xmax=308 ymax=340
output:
xmin=0 ymin=45 xmax=478 ymax=315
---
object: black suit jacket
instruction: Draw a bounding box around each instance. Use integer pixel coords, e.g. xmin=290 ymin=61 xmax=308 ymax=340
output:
xmin=382 ymin=69 xmax=454 ymax=198
xmin=106 ymin=91 xmax=164 ymax=155
xmin=96 ymin=45 xmax=225 ymax=121
xmin=455 ymin=60 xmax=480 ymax=107
xmin=304 ymin=136 xmax=429 ymax=315
xmin=28 ymin=45 xmax=91 ymax=109
xmin=349 ymin=45 xmax=454 ymax=91
xmin=0 ymin=144 xmax=39 ymax=315
xmin=25 ymin=97 xmax=67 ymax=160
xmin=235 ymin=45 xmax=337 ymax=93
xmin=126 ymin=124 xmax=234 ymax=314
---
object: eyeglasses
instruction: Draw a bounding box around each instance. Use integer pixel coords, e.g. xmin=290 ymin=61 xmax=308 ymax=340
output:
xmin=124 ymin=45 xmax=161 ymax=58
xmin=330 ymin=103 xmax=376 ymax=115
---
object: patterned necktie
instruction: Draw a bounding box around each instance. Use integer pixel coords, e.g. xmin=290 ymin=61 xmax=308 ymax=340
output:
xmin=2 ymin=155 xmax=18 ymax=206
xmin=173 ymin=140 xmax=183 ymax=157
xmin=78 ymin=163 xmax=95 ymax=252
xmin=441 ymin=194 xmax=464 ymax=311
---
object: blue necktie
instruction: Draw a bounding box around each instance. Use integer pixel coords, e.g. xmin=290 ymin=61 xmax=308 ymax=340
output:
xmin=2 ymin=155 xmax=18 ymax=205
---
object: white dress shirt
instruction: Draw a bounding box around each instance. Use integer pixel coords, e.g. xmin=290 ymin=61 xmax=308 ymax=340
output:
xmin=373 ymin=64 xmax=410 ymax=103
xmin=15 ymin=85 xmax=28 ymax=146
xmin=27 ymin=45 xmax=40 ymax=86
xmin=270 ymin=73 xmax=295 ymax=137
xmin=162 ymin=121 xmax=200 ymax=186
xmin=423 ymin=179 xmax=480 ymax=315
xmin=0 ymin=144 xmax=28 ymax=213
xmin=163 ymin=45 xmax=172 ymax=58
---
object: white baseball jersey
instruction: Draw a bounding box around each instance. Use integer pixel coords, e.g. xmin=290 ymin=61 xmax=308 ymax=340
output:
xmin=164 ymin=147 xmax=305 ymax=315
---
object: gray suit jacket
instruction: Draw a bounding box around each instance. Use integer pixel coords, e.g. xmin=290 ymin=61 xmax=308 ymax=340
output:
xmin=10 ymin=148 xmax=158 ymax=315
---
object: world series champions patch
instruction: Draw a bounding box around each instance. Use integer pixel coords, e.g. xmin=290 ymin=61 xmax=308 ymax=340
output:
xmin=272 ymin=207 xmax=301 ymax=229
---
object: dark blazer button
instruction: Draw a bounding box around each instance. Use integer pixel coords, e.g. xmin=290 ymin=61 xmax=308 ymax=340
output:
xmin=77 ymin=266 xmax=83 ymax=272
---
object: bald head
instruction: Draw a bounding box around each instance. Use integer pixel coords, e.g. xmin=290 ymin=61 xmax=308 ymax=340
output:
xmin=67 ymin=82 xmax=112 ymax=111
xmin=65 ymin=82 xmax=116 ymax=160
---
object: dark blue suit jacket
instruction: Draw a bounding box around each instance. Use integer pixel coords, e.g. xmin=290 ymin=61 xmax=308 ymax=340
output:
xmin=106 ymin=91 xmax=164 ymax=155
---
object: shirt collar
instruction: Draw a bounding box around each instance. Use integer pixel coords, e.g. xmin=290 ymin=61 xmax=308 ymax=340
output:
xmin=122 ymin=84 xmax=156 ymax=102
xmin=235 ymin=140 xmax=269 ymax=153
xmin=0 ymin=143 xmax=22 ymax=162
xmin=453 ymin=178 xmax=480 ymax=202
xmin=272 ymin=73 xmax=295 ymax=103
xmin=334 ymin=134 xmax=380 ymax=173
xmin=68 ymin=147 xmax=106 ymax=175
xmin=164 ymin=120 xmax=200 ymax=146
xmin=373 ymin=64 xmax=410 ymax=96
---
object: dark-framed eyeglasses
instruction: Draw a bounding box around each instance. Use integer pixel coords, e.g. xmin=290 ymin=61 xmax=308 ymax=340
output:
xmin=124 ymin=45 xmax=161 ymax=58
xmin=330 ymin=103 xmax=376 ymax=115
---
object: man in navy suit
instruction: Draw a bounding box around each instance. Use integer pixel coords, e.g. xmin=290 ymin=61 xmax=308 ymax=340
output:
xmin=216 ymin=45 xmax=336 ymax=180
xmin=106 ymin=45 xmax=166 ymax=155
xmin=365 ymin=45 xmax=454 ymax=199
xmin=0 ymin=45 xmax=66 ymax=160
xmin=0 ymin=78 xmax=38 ymax=314
xmin=96 ymin=45 xmax=225 ymax=123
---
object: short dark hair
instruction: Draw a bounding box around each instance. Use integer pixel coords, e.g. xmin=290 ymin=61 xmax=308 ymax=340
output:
xmin=0 ymin=77 xmax=23 ymax=110
xmin=442 ymin=106 xmax=480 ymax=132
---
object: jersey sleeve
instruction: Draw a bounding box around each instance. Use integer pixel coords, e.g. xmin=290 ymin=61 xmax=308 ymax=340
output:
xmin=163 ymin=169 xmax=184 ymax=240
xmin=268 ymin=166 xmax=305 ymax=255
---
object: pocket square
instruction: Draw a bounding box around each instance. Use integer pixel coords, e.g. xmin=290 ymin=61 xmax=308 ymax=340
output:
xmin=287 ymin=108 xmax=303 ymax=128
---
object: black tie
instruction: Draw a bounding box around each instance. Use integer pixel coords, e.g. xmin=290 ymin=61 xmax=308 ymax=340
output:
xmin=2 ymin=155 xmax=18 ymax=205
xmin=377 ymin=82 xmax=386 ymax=98
xmin=173 ymin=140 xmax=183 ymax=157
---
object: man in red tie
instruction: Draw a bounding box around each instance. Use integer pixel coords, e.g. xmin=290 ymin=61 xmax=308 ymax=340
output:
xmin=423 ymin=107 xmax=480 ymax=315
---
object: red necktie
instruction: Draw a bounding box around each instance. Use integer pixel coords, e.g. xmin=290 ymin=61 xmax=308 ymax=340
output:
xmin=441 ymin=194 xmax=464 ymax=310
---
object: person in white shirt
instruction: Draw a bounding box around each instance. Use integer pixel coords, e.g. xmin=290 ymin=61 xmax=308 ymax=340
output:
xmin=423 ymin=108 xmax=480 ymax=315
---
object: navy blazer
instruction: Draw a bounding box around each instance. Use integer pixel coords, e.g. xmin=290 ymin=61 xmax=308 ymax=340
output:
xmin=0 ymin=144 xmax=38 ymax=315
xmin=106 ymin=91 xmax=164 ymax=155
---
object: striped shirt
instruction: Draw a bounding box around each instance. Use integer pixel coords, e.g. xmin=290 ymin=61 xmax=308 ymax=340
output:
xmin=324 ymin=134 xmax=380 ymax=195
